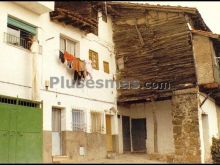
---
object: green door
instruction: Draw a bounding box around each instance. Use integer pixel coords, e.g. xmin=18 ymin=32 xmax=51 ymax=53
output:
xmin=0 ymin=97 xmax=42 ymax=163
xmin=16 ymin=106 xmax=42 ymax=163
xmin=0 ymin=103 xmax=10 ymax=163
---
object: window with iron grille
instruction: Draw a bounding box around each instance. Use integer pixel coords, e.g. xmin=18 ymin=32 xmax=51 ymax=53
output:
xmin=5 ymin=16 xmax=38 ymax=51
xmin=72 ymin=109 xmax=86 ymax=132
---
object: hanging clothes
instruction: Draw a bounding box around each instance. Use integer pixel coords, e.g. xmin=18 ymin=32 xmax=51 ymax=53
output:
xmin=67 ymin=61 xmax=72 ymax=69
xmin=73 ymin=70 xmax=80 ymax=81
xmin=79 ymin=60 xmax=86 ymax=80
xmin=64 ymin=51 xmax=75 ymax=62
xmin=79 ymin=60 xmax=85 ymax=71
xmin=59 ymin=51 xmax=65 ymax=63
xmin=85 ymin=60 xmax=93 ymax=79
xmin=72 ymin=58 xmax=82 ymax=82
xmin=71 ymin=58 xmax=80 ymax=72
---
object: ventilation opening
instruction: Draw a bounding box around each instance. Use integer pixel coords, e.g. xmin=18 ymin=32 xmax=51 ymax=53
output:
xmin=18 ymin=100 xmax=40 ymax=108
xmin=0 ymin=96 xmax=41 ymax=108
xmin=0 ymin=97 xmax=17 ymax=105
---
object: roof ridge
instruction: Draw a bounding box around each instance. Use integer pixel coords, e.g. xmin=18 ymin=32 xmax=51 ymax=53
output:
xmin=108 ymin=1 xmax=197 ymax=12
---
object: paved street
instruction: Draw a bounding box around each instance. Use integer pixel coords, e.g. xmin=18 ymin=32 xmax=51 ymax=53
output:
xmin=64 ymin=153 xmax=165 ymax=164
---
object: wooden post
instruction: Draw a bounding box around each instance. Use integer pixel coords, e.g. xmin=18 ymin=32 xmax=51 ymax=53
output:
xmin=150 ymin=97 xmax=158 ymax=153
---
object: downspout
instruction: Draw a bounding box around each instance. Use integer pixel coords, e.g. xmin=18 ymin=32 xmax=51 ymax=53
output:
xmin=31 ymin=36 xmax=40 ymax=101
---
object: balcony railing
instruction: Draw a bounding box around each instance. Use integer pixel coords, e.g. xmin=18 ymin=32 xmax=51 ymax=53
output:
xmin=3 ymin=32 xmax=42 ymax=54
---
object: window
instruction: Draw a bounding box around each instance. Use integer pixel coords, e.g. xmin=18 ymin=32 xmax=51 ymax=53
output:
xmin=103 ymin=61 xmax=110 ymax=74
xmin=89 ymin=49 xmax=99 ymax=70
xmin=117 ymin=57 xmax=124 ymax=71
xmin=91 ymin=112 xmax=102 ymax=133
xmin=6 ymin=16 xmax=37 ymax=50
xmin=72 ymin=109 xmax=86 ymax=132
xmin=60 ymin=37 xmax=77 ymax=56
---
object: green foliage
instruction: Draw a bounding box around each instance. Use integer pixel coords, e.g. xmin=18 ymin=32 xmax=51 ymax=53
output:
xmin=211 ymin=137 xmax=220 ymax=163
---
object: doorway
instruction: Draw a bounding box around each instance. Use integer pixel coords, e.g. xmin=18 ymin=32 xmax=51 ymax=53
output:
xmin=202 ymin=114 xmax=210 ymax=162
xmin=52 ymin=108 xmax=62 ymax=156
xmin=131 ymin=118 xmax=146 ymax=152
xmin=122 ymin=116 xmax=131 ymax=152
xmin=106 ymin=115 xmax=113 ymax=152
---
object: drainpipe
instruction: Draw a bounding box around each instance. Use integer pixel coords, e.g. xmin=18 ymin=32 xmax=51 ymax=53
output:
xmin=31 ymin=36 xmax=40 ymax=101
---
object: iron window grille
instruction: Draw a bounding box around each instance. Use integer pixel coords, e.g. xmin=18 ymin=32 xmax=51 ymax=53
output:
xmin=72 ymin=109 xmax=86 ymax=132
xmin=4 ymin=32 xmax=42 ymax=54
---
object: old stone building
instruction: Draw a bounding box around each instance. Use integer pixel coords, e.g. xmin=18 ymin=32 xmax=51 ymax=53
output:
xmin=105 ymin=1 xmax=220 ymax=163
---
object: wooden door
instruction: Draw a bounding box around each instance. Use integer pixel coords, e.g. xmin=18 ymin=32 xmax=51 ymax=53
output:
xmin=106 ymin=115 xmax=113 ymax=152
xmin=131 ymin=118 xmax=146 ymax=152
xmin=122 ymin=116 xmax=131 ymax=152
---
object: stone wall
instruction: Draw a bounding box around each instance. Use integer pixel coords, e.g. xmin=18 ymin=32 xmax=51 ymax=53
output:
xmin=43 ymin=131 xmax=109 ymax=163
xmin=60 ymin=131 xmax=108 ymax=162
xmin=192 ymin=34 xmax=216 ymax=85
xmin=171 ymin=88 xmax=201 ymax=163
xmin=43 ymin=131 xmax=52 ymax=163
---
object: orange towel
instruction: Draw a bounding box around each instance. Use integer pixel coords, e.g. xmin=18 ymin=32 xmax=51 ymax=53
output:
xmin=64 ymin=51 xmax=75 ymax=62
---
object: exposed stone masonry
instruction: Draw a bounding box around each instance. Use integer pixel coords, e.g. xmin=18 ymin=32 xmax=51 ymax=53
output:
xmin=171 ymin=88 xmax=201 ymax=163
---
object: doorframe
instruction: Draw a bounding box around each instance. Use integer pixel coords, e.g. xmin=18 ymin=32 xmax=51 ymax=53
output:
xmin=121 ymin=115 xmax=131 ymax=153
xmin=52 ymin=106 xmax=65 ymax=156
xmin=130 ymin=118 xmax=147 ymax=153
xmin=105 ymin=114 xmax=113 ymax=152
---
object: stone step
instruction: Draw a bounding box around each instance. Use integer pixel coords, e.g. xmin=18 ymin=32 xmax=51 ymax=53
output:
xmin=52 ymin=155 xmax=69 ymax=163
xmin=107 ymin=152 xmax=117 ymax=159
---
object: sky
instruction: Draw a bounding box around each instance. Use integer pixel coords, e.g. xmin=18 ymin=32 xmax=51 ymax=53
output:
xmin=133 ymin=1 xmax=220 ymax=34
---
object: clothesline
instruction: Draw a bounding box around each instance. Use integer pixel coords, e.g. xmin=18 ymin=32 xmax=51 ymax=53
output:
xmin=59 ymin=51 xmax=93 ymax=82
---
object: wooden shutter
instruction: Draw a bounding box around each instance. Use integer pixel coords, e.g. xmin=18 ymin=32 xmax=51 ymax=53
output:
xmin=103 ymin=61 xmax=110 ymax=73
xmin=89 ymin=50 xmax=99 ymax=70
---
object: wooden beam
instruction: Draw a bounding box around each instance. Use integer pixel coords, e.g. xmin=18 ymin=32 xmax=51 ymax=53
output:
xmin=201 ymin=83 xmax=219 ymax=89
xmin=150 ymin=97 xmax=158 ymax=153
xmin=135 ymin=20 xmax=144 ymax=46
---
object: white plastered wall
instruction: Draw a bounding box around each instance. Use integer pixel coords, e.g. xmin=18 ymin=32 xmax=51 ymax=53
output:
xmin=0 ymin=2 xmax=118 ymax=136
xmin=198 ymin=93 xmax=219 ymax=163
